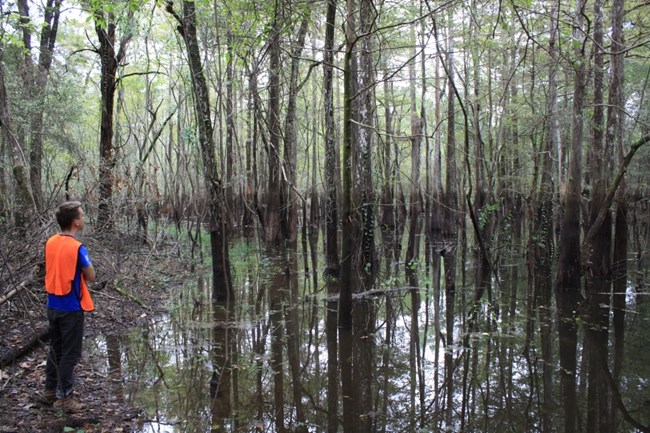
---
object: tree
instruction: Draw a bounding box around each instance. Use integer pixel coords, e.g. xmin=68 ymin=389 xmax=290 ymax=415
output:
xmin=263 ymin=0 xmax=283 ymax=245
xmin=556 ymin=1 xmax=588 ymax=432
xmin=0 ymin=44 xmax=36 ymax=230
xmin=92 ymin=2 xmax=132 ymax=228
xmin=322 ymin=1 xmax=340 ymax=431
xmin=16 ymin=0 xmax=62 ymax=211
xmin=608 ymin=0 xmax=626 ymax=428
xmin=166 ymin=0 xmax=232 ymax=303
xmin=280 ymin=7 xmax=310 ymax=246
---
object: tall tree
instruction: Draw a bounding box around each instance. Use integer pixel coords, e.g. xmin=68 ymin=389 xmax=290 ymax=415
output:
xmin=263 ymin=0 xmax=284 ymax=244
xmin=0 ymin=44 xmax=36 ymax=230
xmin=533 ymin=3 xmax=559 ymax=431
xmin=357 ymin=0 xmax=376 ymax=284
xmin=93 ymin=3 xmax=132 ymax=228
xmin=281 ymin=9 xmax=310 ymax=245
xmin=585 ymin=0 xmax=612 ymax=430
xmin=405 ymin=19 xmax=423 ymax=426
xmin=340 ymin=0 xmax=362 ymax=429
xmin=165 ymin=0 xmax=232 ymax=302
xmin=608 ymin=0 xmax=626 ymax=428
xmin=16 ymin=0 xmax=62 ymax=210
xmin=432 ymin=6 xmax=461 ymax=427
xmin=323 ymin=1 xmax=340 ymax=431
xmin=556 ymin=1 xmax=588 ymax=432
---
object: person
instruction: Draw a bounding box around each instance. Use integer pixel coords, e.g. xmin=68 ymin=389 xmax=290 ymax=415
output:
xmin=43 ymin=201 xmax=95 ymax=411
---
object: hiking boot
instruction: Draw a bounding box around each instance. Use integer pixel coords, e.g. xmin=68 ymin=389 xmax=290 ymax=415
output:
xmin=41 ymin=389 xmax=57 ymax=405
xmin=53 ymin=394 xmax=83 ymax=412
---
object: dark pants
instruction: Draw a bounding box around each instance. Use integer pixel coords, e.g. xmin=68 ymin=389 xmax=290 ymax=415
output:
xmin=45 ymin=309 xmax=84 ymax=398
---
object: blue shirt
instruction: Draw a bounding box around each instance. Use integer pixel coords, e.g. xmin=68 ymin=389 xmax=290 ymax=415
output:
xmin=47 ymin=245 xmax=92 ymax=312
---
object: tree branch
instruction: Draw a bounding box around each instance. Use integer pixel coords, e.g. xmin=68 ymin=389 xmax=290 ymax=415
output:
xmin=583 ymin=134 xmax=650 ymax=252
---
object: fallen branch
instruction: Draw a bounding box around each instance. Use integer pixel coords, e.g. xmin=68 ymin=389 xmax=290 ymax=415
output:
xmin=0 ymin=326 xmax=48 ymax=369
xmin=0 ymin=281 xmax=29 ymax=306
xmin=114 ymin=284 xmax=146 ymax=308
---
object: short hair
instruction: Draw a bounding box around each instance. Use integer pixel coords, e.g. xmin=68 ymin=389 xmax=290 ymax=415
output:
xmin=56 ymin=201 xmax=82 ymax=230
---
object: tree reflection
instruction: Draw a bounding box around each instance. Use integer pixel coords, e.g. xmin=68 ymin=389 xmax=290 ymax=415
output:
xmin=209 ymin=301 xmax=234 ymax=433
xmin=100 ymin=239 xmax=650 ymax=433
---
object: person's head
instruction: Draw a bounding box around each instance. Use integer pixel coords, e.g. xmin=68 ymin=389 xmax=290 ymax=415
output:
xmin=55 ymin=201 xmax=85 ymax=231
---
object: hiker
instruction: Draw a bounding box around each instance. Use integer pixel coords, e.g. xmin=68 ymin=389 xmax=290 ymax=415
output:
xmin=43 ymin=201 xmax=95 ymax=411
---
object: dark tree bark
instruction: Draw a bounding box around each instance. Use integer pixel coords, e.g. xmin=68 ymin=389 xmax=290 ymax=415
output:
xmin=210 ymin=303 xmax=234 ymax=431
xmin=608 ymin=0 xmax=626 ymax=429
xmin=284 ymin=249 xmax=308 ymax=432
xmin=323 ymin=0 xmax=340 ymax=279
xmin=323 ymin=2 xmax=340 ymax=431
xmin=340 ymin=1 xmax=361 ymax=430
xmin=268 ymin=256 xmax=286 ymax=433
xmin=556 ymin=2 xmax=587 ymax=432
xmin=166 ymin=0 xmax=233 ymax=302
xmin=357 ymin=0 xmax=376 ymax=286
xmin=340 ymin=0 xmax=360 ymax=332
xmin=94 ymin=7 xmax=131 ymax=229
xmin=264 ymin=0 xmax=284 ymax=244
xmin=585 ymin=1 xmax=612 ymax=431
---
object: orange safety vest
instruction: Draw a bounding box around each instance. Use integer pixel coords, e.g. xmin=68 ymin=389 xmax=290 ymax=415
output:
xmin=45 ymin=234 xmax=94 ymax=312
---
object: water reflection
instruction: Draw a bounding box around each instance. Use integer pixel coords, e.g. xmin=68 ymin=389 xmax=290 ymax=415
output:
xmin=88 ymin=242 xmax=650 ymax=432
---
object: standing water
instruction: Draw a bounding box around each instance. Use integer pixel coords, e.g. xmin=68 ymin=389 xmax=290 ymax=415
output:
xmin=86 ymin=240 xmax=650 ymax=432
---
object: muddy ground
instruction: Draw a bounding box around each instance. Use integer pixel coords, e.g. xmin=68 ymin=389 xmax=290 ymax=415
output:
xmin=0 ymin=231 xmax=192 ymax=432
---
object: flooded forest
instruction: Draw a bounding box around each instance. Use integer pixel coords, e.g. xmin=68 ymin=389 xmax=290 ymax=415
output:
xmin=1 ymin=0 xmax=650 ymax=432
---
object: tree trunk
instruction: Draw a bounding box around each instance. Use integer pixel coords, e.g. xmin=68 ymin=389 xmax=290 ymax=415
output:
xmin=357 ymin=0 xmax=376 ymax=287
xmin=0 ymin=46 xmax=36 ymax=230
xmin=340 ymin=0 xmax=360 ymax=331
xmin=21 ymin=0 xmax=62 ymax=211
xmin=585 ymin=1 xmax=612 ymax=431
xmin=323 ymin=0 xmax=340 ymax=279
xmin=166 ymin=0 xmax=232 ymax=302
xmin=210 ymin=303 xmax=234 ymax=430
xmin=225 ymin=31 xmax=235 ymax=230
xmin=269 ymin=256 xmax=286 ymax=433
xmin=533 ymin=4 xmax=559 ymax=431
xmin=433 ymin=6 xmax=460 ymax=427
xmin=556 ymin=2 xmax=587 ymax=433
xmin=242 ymin=70 xmax=257 ymax=238
xmin=405 ymin=20 xmax=423 ymax=427
xmin=323 ymin=2 xmax=340 ymax=431
xmin=94 ymin=7 xmax=133 ymax=229
xmin=341 ymin=1 xmax=361 ymax=430
xmin=264 ymin=1 xmax=284 ymax=244
xmin=284 ymin=249 xmax=308 ymax=432
xmin=282 ymin=13 xmax=310 ymax=245
xmin=607 ymin=0 xmax=626 ymax=429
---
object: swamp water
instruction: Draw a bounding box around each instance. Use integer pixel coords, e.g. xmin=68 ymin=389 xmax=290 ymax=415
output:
xmin=87 ymin=241 xmax=650 ymax=433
